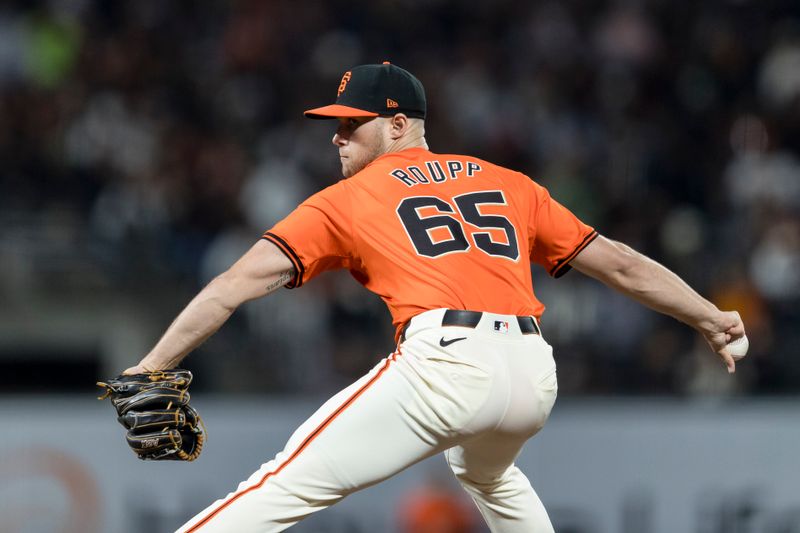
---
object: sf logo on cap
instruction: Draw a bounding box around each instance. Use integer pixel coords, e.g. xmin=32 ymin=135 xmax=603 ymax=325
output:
xmin=338 ymin=71 xmax=352 ymax=97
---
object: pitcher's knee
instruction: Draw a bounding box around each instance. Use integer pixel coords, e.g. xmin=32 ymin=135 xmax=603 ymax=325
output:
xmin=453 ymin=464 xmax=522 ymax=494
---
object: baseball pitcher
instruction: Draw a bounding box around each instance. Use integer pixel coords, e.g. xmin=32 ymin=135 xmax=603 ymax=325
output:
xmin=102 ymin=63 xmax=746 ymax=532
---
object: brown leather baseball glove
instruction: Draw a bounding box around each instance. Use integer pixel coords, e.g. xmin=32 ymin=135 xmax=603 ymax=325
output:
xmin=97 ymin=369 xmax=205 ymax=461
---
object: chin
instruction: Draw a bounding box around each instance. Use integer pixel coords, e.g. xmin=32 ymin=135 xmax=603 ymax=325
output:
xmin=342 ymin=161 xmax=363 ymax=178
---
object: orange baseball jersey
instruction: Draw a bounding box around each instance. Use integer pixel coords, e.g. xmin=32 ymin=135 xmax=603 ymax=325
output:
xmin=263 ymin=147 xmax=597 ymax=338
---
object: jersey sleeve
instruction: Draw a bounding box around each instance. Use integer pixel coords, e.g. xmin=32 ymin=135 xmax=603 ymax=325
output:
xmin=262 ymin=181 xmax=355 ymax=288
xmin=526 ymin=179 xmax=598 ymax=278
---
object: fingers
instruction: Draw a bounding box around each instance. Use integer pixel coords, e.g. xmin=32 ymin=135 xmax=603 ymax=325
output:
xmin=723 ymin=311 xmax=745 ymax=339
xmin=718 ymin=347 xmax=736 ymax=374
xmin=717 ymin=310 xmax=746 ymax=360
xmin=725 ymin=330 xmax=746 ymax=344
xmin=725 ymin=323 xmax=746 ymax=342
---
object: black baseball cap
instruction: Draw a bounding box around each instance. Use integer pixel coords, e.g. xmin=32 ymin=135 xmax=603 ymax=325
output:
xmin=304 ymin=62 xmax=426 ymax=120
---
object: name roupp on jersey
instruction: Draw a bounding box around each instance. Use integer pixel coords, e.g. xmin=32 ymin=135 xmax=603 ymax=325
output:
xmin=390 ymin=160 xmax=482 ymax=187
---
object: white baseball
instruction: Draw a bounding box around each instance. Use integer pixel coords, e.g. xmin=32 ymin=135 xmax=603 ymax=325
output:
xmin=726 ymin=335 xmax=749 ymax=360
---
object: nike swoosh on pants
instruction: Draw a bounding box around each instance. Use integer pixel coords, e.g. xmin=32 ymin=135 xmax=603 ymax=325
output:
xmin=439 ymin=336 xmax=467 ymax=347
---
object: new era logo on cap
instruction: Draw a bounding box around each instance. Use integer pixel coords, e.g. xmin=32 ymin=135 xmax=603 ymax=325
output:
xmin=304 ymin=62 xmax=426 ymax=120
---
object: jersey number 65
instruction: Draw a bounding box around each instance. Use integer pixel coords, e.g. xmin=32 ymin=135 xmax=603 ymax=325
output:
xmin=396 ymin=190 xmax=520 ymax=261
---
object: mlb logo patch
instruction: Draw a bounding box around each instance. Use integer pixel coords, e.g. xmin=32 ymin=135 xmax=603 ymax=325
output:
xmin=494 ymin=321 xmax=509 ymax=334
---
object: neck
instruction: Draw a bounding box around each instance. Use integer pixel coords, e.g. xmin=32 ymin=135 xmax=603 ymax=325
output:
xmin=378 ymin=118 xmax=429 ymax=156
xmin=385 ymin=134 xmax=428 ymax=154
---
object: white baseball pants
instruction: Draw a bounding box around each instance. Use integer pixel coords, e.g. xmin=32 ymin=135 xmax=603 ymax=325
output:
xmin=177 ymin=308 xmax=558 ymax=532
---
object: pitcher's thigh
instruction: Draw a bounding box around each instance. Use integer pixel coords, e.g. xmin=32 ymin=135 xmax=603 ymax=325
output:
xmin=178 ymin=353 xmax=450 ymax=532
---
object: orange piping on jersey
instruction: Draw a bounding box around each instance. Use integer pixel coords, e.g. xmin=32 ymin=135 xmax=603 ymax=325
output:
xmin=185 ymin=350 xmax=402 ymax=531
xmin=550 ymin=230 xmax=599 ymax=278
xmin=262 ymin=232 xmax=305 ymax=288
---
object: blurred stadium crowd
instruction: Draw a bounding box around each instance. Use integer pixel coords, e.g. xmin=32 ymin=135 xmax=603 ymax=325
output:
xmin=1 ymin=0 xmax=798 ymax=396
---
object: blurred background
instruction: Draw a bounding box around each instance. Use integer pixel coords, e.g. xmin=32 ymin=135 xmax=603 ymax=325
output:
xmin=1 ymin=0 xmax=799 ymax=532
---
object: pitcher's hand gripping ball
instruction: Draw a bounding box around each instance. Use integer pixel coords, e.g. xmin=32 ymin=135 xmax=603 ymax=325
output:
xmin=726 ymin=335 xmax=749 ymax=361
xmin=97 ymin=369 xmax=205 ymax=461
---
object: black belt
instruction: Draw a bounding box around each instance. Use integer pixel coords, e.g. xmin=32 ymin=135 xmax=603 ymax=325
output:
xmin=401 ymin=310 xmax=541 ymax=342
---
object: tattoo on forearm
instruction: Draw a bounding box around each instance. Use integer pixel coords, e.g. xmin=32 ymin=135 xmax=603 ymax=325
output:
xmin=265 ymin=270 xmax=294 ymax=293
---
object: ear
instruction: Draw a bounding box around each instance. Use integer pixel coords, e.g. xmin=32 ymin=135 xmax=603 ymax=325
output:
xmin=388 ymin=113 xmax=409 ymax=140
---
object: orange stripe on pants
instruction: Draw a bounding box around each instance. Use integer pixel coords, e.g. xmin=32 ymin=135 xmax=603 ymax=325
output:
xmin=185 ymin=351 xmax=400 ymax=532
